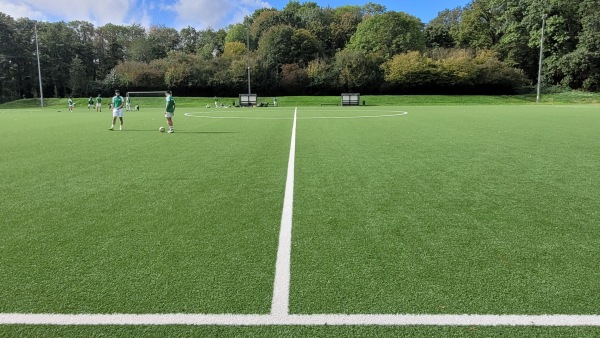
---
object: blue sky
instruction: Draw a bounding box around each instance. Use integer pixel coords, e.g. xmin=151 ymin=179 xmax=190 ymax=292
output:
xmin=0 ymin=0 xmax=470 ymax=30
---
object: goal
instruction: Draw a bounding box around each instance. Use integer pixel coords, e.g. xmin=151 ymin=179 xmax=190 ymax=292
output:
xmin=125 ymin=91 xmax=169 ymax=111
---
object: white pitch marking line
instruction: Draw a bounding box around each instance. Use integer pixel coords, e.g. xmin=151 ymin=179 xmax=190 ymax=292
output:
xmin=2 ymin=313 xmax=600 ymax=326
xmin=183 ymin=112 xmax=408 ymax=120
xmin=271 ymin=107 xmax=297 ymax=317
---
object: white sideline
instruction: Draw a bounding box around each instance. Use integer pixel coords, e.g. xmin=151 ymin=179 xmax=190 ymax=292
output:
xmin=1 ymin=313 xmax=600 ymax=326
xmin=271 ymin=107 xmax=297 ymax=316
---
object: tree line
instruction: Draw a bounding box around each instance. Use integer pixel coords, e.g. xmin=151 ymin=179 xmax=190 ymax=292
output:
xmin=0 ymin=0 xmax=598 ymax=102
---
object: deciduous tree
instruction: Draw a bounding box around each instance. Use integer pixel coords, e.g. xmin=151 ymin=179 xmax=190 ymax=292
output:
xmin=69 ymin=56 xmax=87 ymax=96
xmin=347 ymin=11 xmax=425 ymax=59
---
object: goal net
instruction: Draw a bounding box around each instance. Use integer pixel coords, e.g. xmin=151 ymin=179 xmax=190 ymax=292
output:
xmin=125 ymin=91 xmax=168 ymax=111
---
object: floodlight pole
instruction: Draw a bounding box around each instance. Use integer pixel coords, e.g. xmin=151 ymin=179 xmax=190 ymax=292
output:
xmin=536 ymin=14 xmax=547 ymax=103
xmin=245 ymin=17 xmax=251 ymax=95
xmin=35 ymin=23 xmax=44 ymax=107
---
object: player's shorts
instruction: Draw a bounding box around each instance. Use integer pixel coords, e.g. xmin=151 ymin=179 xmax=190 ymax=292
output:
xmin=96 ymin=103 xmax=102 ymax=108
xmin=113 ymin=108 xmax=123 ymax=117
xmin=165 ymin=111 xmax=174 ymax=118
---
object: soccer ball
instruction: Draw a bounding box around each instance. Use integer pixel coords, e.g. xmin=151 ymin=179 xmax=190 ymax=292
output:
xmin=159 ymin=126 xmax=165 ymax=132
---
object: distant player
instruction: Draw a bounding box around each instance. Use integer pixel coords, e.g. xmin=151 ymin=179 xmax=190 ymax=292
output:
xmin=68 ymin=97 xmax=74 ymax=112
xmin=96 ymin=94 xmax=102 ymax=112
xmin=165 ymin=90 xmax=175 ymax=133
xmin=109 ymin=90 xmax=124 ymax=131
xmin=126 ymin=96 xmax=131 ymax=111
xmin=88 ymin=96 xmax=94 ymax=109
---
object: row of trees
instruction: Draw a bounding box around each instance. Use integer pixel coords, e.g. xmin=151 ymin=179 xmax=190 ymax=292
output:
xmin=1 ymin=0 xmax=598 ymax=102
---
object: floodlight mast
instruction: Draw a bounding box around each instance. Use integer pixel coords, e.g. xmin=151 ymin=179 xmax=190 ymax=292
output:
xmin=35 ymin=23 xmax=44 ymax=107
xmin=536 ymin=14 xmax=547 ymax=103
xmin=245 ymin=17 xmax=251 ymax=95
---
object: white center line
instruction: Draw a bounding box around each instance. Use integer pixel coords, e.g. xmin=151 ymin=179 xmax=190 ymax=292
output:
xmin=271 ymin=107 xmax=297 ymax=317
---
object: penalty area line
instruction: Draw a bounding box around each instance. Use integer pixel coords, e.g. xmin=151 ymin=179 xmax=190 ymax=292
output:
xmin=1 ymin=313 xmax=600 ymax=326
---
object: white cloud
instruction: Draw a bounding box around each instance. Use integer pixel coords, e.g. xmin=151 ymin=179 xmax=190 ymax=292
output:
xmin=135 ymin=0 xmax=153 ymax=29
xmin=0 ymin=0 xmax=276 ymax=30
xmin=169 ymin=0 xmax=233 ymax=29
xmin=0 ymin=0 xmax=137 ymax=26
xmin=168 ymin=0 xmax=272 ymax=30
xmin=87 ymin=0 xmax=137 ymax=25
xmin=0 ymin=1 xmax=47 ymax=21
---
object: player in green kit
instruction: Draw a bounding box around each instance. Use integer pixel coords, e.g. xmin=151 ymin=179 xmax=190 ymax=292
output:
xmin=68 ymin=97 xmax=74 ymax=111
xmin=109 ymin=90 xmax=124 ymax=130
xmin=96 ymin=94 xmax=102 ymax=112
xmin=165 ymin=90 xmax=175 ymax=133
xmin=88 ymin=96 xmax=94 ymax=109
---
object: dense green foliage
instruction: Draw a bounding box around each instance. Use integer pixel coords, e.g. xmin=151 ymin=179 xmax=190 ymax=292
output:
xmin=1 ymin=0 xmax=599 ymax=103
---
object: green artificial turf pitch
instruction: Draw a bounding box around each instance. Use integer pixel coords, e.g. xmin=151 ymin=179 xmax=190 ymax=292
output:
xmin=1 ymin=104 xmax=599 ymax=335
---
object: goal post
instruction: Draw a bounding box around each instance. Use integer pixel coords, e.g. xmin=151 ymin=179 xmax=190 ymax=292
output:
xmin=125 ymin=91 xmax=169 ymax=110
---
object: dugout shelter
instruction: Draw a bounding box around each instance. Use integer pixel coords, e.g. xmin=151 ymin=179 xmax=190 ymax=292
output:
xmin=341 ymin=93 xmax=360 ymax=106
xmin=239 ymin=94 xmax=257 ymax=107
